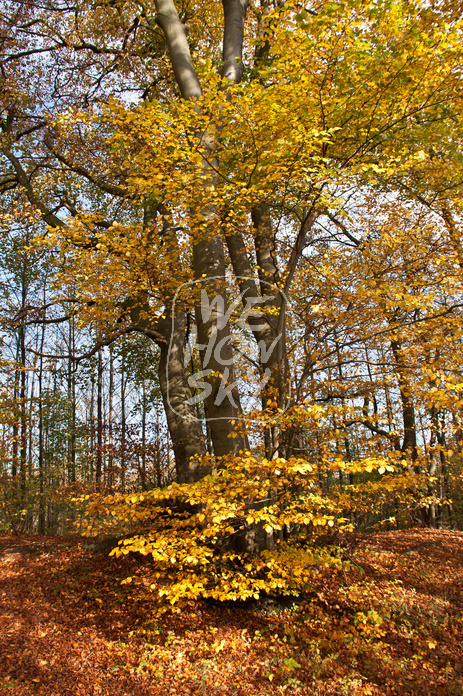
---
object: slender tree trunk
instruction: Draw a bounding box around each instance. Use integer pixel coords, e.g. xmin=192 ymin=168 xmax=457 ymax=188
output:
xmin=90 ymin=368 xmax=95 ymax=483
xmin=67 ymin=313 xmax=76 ymax=484
xmin=12 ymin=340 xmax=19 ymax=483
xmin=429 ymin=403 xmax=449 ymax=528
xmin=120 ymin=351 xmax=126 ymax=491
xmin=108 ymin=344 xmax=114 ymax=491
xmin=390 ymin=338 xmax=418 ymax=468
xmin=96 ymin=348 xmax=103 ymax=488
xmin=335 ymin=340 xmax=353 ymax=485
xmin=38 ymin=324 xmax=45 ymax=534
xmin=19 ymin=325 xmax=27 ymax=505
xmin=27 ymin=355 xmax=35 ymax=484
xmin=140 ymin=381 xmax=147 ymax=490
xmin=155 ymin=406 xmax=162 ymax=487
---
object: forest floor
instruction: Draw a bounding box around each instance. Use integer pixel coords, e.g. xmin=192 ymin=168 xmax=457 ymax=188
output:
xmin=0 ymin=528 xmax=462 ymax=696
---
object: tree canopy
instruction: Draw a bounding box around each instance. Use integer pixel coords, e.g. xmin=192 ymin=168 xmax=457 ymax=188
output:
xmin=1 ymin=0 xmax=463 ymax=604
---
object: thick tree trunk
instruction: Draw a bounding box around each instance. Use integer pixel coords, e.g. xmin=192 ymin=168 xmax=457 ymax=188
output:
xmin=193 ymin=238 xmax=247 ymax=456
xmin=133 ymin=205 xmax=210 ymax=481
xmin=226 ymin=205 xmax=288 ymax=456
xmin=156 ymin=305 xmax=209 ymax=482
xmin=154 ymin=0 xmax=248 ymax=458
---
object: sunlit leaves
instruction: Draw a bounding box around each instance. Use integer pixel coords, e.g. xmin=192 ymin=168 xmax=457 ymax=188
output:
xmin=75 ymin=444 xmax=440 ymax=608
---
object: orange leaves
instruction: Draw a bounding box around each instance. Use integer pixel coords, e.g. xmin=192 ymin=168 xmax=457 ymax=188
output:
xmin=2 ymin=527 xmax=463 ymax=695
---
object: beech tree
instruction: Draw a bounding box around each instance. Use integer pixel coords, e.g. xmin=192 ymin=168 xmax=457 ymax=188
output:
xmin=1 ymin=0 xmax=463 ymax=487
xmin=2 ymin=0 xmax=463 ymax=603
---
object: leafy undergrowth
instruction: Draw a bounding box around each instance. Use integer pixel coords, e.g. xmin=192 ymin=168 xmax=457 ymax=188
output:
xmin=0 ymin=529 xmax=462 ymax=696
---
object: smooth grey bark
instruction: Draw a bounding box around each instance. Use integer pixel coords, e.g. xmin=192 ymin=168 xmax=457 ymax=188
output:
xmin=153 ymin=0 xmax=202 ymax=99
xmin=108 ymin=343 xmax=114 ymax=490
xmin=38 ymin=286 xmax=46 ymax=534
xmin=192 ymin=239 xmax=247 ymax=456
xmin=429 ymin=403 xmax=446 ymax=528
xmin=226 ymin=206 xmax=287 ymax=456
xmin=427 ymin=349 xmax=450 ymax=528
xmin=130 ymin=293 xmax=209 ymax=482
xmin=251 ymin=203 xmax=280 ymax=289
xmin=251 ymin=203 xmax=288 ymax=418
xmin=96 ymin=348 xmax=103 ymax=488
xmin=222 ymin=0 xmax=248 ymax=84
xmin=156 ymin=306 xmax=209 ymax=482
xmin=67 ymin=312 xmax=76 ymax=484
xmin=133 ymin=206 xmax=210 ymax=481
xmin=225 ymin=251 xmax=281 ymax=457
xmin=120 ymin=351 xmax=127 ymax=491
xmin=227 ymin=201 xmax=321 ymax=456
xmin=154 ymin=0 xmax=248 ymax=457
xmin=190 ymin=140 xmax=248 ymax=455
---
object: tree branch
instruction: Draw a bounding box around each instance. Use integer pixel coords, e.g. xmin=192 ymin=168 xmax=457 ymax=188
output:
xmin=153 ymin=0 xmax=202 ymax=99
xmin=222 ymin=0 xmax=248 ymax=84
